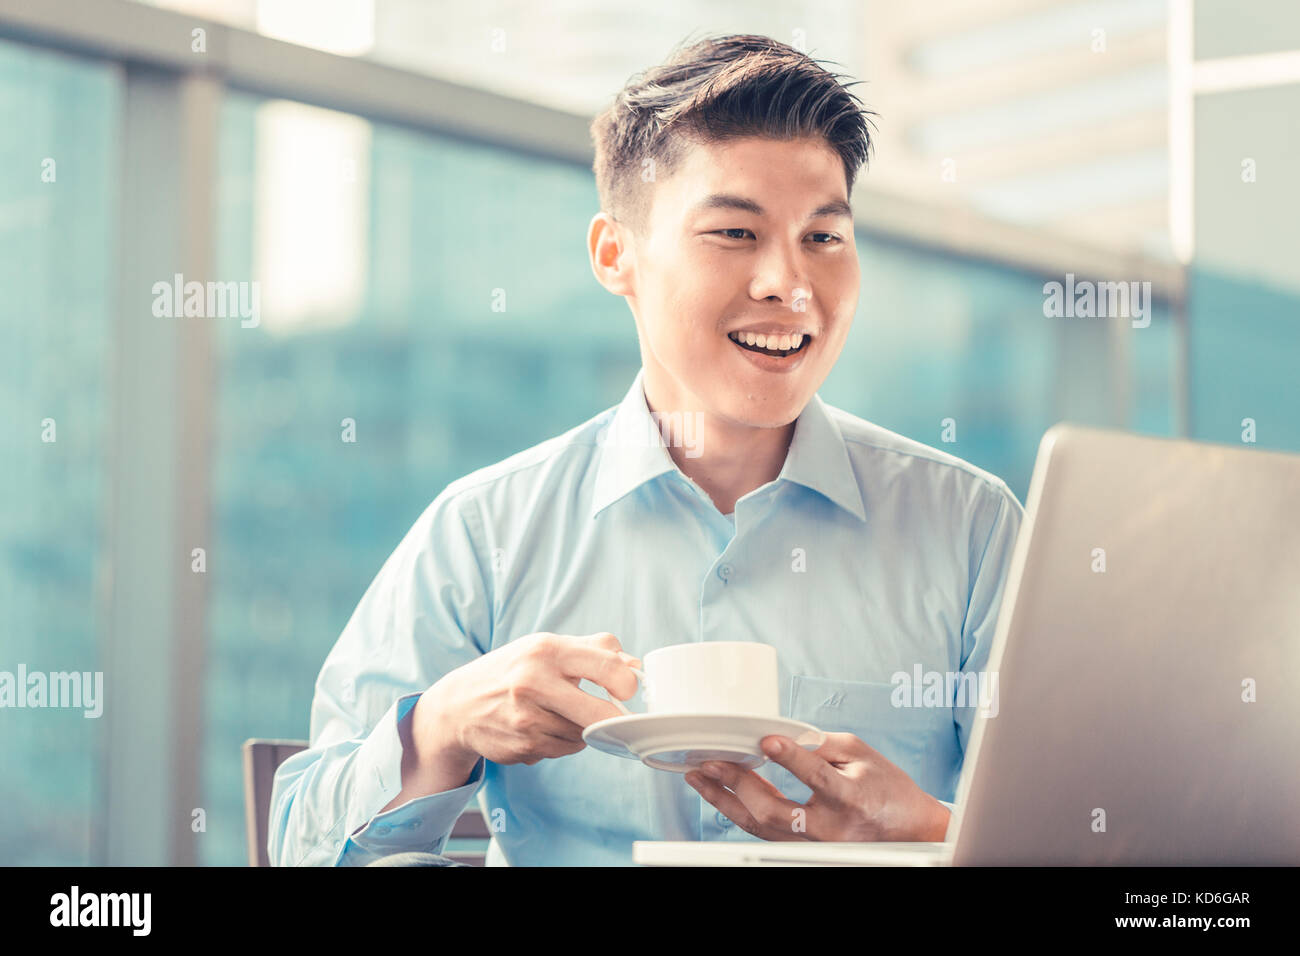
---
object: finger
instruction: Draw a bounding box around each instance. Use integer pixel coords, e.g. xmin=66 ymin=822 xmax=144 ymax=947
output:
xmin=510 ymin=731 xmax=587 ymax=761
xmin=524 ymin=704 xmax=588 ymax=743
xmin=516 ymin=742 xmax=584 ymax=765
xmin=701 ymin=761 xmax=789 ymax=803
xmin=583 ymin=632 xmax=643 ymax=669
xmin=475 ymin=719 xmax=585 ymax=764
xmin=760 ymin=735 xmax=852 ymax=801
xmin=537 ymin=730 xmax=586 ymax=757
xmin=809 ymin=732 xmax=874 ymax=765
xmin=549 ymin=634 xmax=643 ymax=696
xmin=533 ymin=672 xmax=640 ymax=727
xmin=699 ymin=761 xmax=805 ymax=837
xmin=521 ymin=634 xmax=641 ymax=723
xmin=684 ymin=772 xmax=767 ymax=838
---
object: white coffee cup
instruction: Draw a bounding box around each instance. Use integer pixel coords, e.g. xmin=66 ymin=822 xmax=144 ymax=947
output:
xmin=605 ymin=641 xmax=779 ymax=717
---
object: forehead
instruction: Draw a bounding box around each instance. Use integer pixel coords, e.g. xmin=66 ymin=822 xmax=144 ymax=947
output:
xmin=651 ymin=135 xmax=848 ymax=227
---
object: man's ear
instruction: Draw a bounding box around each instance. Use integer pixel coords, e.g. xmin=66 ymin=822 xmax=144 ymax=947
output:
xmin=588 ymin=211 xmax=636 ymax=297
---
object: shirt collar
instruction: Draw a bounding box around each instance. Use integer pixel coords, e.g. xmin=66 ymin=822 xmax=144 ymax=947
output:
xmin=591 ymin=368 xmax=867 ymax=523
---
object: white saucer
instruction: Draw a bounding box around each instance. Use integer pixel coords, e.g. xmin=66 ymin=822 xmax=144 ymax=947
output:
xmin=583 ymin=713 xmax=825 ymax=773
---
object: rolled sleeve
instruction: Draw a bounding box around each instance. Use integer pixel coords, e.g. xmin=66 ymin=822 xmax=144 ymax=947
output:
xmin=339 ymin=693 xmax=487 ymax=866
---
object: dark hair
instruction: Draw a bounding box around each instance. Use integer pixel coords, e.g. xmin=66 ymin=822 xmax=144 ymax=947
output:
xmin=590 ymin=33 xmax=875 ymax=236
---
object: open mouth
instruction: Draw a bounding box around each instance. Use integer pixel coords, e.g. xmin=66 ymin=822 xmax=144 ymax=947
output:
xmin=727 ymin=330 xmax=810 ymax=358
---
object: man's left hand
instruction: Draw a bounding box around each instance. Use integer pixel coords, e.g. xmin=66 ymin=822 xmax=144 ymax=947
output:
xmin=684 ymin=733 xmax=950 ymax=842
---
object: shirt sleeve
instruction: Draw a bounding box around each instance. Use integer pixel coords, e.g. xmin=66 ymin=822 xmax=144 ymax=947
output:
xmin=268 ymin=489 xmax=495 ymax=866
xmin=938 ymin=798 xmax=957 ymax=838
xmin=953 ymin=482 xmax=1024 ymax=757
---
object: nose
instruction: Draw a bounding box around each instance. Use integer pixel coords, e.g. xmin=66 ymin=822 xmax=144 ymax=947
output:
xmin=748 ymin=241 xmax=811 ymax=311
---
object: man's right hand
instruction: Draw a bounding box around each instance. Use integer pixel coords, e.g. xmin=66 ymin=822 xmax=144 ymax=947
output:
xmin=382 ymin=633 xmax=641 ymax=810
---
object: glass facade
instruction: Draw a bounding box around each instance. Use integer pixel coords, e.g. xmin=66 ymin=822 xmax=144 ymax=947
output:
xmin=823 ymin=238 xmax=1174 ymax=498
xmin=0 ymin=39 xmax=119 ymax=865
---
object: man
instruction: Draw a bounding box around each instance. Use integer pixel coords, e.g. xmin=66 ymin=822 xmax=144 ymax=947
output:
xmin=269 ymin=33 xmax=1022 ymax=867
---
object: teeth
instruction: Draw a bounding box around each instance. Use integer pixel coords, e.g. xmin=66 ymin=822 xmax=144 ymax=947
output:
xmin=729 ymin=331 xmax=808 ymax=354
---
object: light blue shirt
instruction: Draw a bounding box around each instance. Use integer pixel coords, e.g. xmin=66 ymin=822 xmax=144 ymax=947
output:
xmin=269 ymin=368 xmax=1024 ymax=866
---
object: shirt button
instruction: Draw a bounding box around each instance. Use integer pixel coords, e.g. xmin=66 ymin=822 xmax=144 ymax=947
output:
xmin=372 ymin=824 xmax=391 ymax=836
xmin=717 ymin=564 xmax=733 ymax=581
xmin=408 ymin=819 xmax=422 ymax=830
xmin=714 ymin=810 xmax=733 ymax=829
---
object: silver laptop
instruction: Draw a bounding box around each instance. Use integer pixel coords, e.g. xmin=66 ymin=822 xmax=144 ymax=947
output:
xmin=635 ymin=424 xmax=1300 ymax=866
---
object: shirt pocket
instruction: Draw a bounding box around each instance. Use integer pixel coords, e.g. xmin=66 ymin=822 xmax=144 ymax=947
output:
xmin=772 ymin=675 xmax=957 ymax=802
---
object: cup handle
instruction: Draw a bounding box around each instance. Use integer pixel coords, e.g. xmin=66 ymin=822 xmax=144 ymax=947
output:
xmin=605 ymin=666 xmax=647 ymax=716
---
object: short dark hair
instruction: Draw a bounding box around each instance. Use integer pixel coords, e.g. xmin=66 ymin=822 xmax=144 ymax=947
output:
xmin=590 ymin=33 xmax=875 ymax=237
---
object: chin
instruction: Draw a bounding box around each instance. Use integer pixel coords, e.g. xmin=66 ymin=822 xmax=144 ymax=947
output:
xmin=716 ymin=393 xmax=804 ymax=430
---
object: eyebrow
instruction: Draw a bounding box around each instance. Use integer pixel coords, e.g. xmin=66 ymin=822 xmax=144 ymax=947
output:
xmin=689 ymin=193 xmax=854 ymax=223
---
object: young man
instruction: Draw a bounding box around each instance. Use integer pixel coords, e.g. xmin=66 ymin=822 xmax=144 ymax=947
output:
xmin=269 ymin=34 xmax=1023 ymax=867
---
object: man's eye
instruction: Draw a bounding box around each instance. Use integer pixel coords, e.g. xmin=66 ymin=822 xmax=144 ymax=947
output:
xmin=711 ymin=229 xmax=841 ymax=243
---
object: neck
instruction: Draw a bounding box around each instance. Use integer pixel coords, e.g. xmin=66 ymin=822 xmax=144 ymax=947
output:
xmin=643 ymin=385 xmax=795 ymax=516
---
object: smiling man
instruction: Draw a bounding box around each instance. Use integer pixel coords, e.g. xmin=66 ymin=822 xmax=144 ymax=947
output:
xmin=269 ymin=33 xmax=1023 ymax=867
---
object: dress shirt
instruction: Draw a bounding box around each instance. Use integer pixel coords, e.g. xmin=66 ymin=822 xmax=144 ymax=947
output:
xmin=268 ymin=368 xmax=1023 ymax=865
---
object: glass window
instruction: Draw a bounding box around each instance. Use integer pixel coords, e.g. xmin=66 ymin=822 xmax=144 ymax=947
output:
xmin=0 ymin=38 xmax=119 ymax=865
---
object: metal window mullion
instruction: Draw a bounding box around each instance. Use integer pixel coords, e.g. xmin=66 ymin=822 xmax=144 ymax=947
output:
xmin=101 ymin=63 xmax=218 ymax=867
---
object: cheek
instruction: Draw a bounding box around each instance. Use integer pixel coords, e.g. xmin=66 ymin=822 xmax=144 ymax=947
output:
xmin=818 ymin=263 xmax=859 ymax=340
xmin=655 ymin=267 xmax=729 ymax=351
xmin=819 ymin=256 xmax=858 ymax=303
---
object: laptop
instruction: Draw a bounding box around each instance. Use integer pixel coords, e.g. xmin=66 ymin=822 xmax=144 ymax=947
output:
xmin=634 ymin=424 xmax=1300 ymax=866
